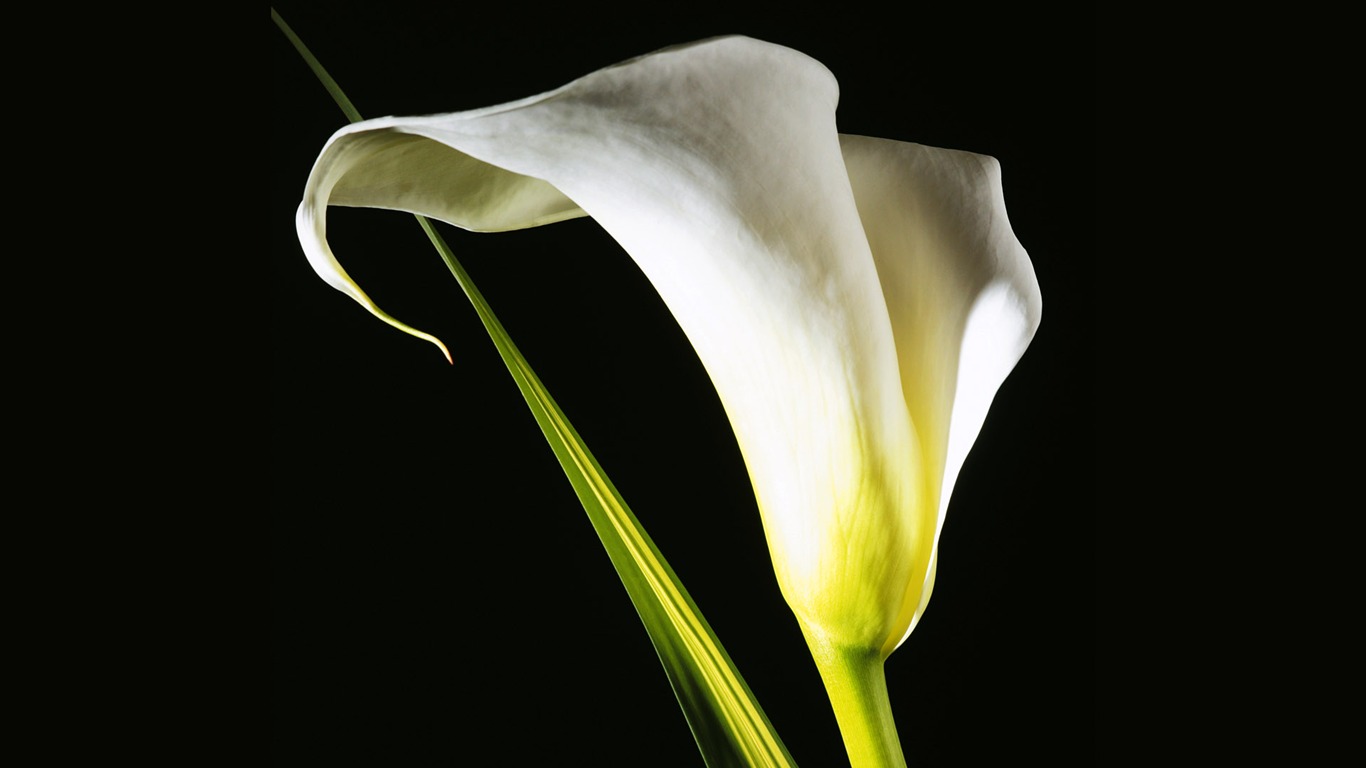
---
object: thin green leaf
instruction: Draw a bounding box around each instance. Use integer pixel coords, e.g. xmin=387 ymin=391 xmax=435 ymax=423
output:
xmin=274 ymin=10 xmax=796 ymax=767
xmin=271 ymin=8 xmax=361 ymax=124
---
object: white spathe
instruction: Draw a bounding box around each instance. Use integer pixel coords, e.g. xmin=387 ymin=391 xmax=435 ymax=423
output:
xmin=296 ymin=36 xmax=1041 ymax=657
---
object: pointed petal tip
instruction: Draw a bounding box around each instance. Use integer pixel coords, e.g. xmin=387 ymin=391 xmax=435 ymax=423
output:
xmin=404 ymin=326 xmax=452 ymax=363
xmin=358 ymin=300 xmax=452 ymax=364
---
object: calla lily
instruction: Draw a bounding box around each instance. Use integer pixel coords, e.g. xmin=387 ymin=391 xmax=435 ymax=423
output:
xmin=296 ymin=35 xmax=1040 ymax=766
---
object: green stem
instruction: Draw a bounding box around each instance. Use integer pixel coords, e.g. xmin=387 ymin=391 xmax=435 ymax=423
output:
xmin=803 ymin=634 xmax=907 ymax=768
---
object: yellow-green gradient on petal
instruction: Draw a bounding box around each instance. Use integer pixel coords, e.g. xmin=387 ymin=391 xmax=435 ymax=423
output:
xmin=286 ymin=27 xmax=1041 ymax=768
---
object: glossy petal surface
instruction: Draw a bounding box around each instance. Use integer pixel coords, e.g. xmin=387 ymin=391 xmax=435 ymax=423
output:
xmin=297 ymin=36 xmax=1040 ymax=658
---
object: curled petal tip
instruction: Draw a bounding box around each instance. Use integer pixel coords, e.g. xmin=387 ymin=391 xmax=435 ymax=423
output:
xmin=374 ymin=312 xmax=450 ymax=364
xmin=294 ymin=200 xmax=452 ymax=364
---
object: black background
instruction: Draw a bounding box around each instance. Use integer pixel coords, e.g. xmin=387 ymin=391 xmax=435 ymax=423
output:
xmin=271 ymin=2 xmax=1095 ymax=765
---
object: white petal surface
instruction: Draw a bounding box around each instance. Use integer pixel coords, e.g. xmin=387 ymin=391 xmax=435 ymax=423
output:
xmin=840 ymin=136 xmax=1042 ymax=651
xmin=296 ymin=37 xmax=1040 ymax=658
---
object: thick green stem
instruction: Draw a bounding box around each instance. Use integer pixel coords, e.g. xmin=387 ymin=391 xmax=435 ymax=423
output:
xmin=804 ymin=634 xmax=907 ymax=768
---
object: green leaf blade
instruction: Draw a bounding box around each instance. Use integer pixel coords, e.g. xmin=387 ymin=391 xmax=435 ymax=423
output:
xmin=419 ymin=218 xmax=796 ymax=768
xmin=275 ymin=10 xmax=795 ymax=765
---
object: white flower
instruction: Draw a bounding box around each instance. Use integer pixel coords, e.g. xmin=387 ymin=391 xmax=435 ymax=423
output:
xmin=296 ymin=30 xmax=1039 ymax=705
